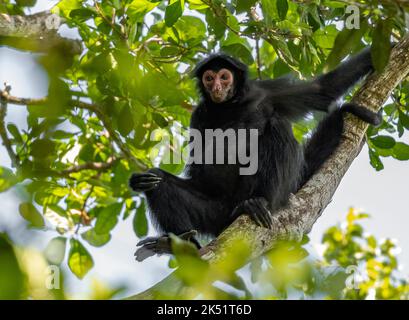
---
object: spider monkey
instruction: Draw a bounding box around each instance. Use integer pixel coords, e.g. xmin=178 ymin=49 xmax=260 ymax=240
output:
xmin=129 ymin=48 xmax=381 ymax=261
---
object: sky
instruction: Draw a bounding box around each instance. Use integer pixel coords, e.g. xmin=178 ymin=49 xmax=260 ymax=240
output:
xmin=0 ymin=0 xmax=408 ymax=298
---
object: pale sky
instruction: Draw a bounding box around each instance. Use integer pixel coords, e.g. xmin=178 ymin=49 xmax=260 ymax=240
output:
xmin=0 ymin=0 xmax=408 ymax=298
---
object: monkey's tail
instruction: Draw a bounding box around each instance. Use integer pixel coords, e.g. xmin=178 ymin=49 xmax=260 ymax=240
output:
xmin=299 ymin=103 xmax=382 ymax=189
xmin=340 ymin=103 xmax=382 ymax=127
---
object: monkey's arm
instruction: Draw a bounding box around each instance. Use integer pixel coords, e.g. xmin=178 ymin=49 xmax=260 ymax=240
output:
xmin=130 ymin=168 xmax=228 ymax=236
xmin=315 ymin=47 xmax=373 ymax=98
xmin=267 ymin=48 xmax=373 ymax=120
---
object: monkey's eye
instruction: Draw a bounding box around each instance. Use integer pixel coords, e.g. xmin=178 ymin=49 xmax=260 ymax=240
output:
xmin=220 ymin=74 xmax=227 ymax=80
xmin=206 ymin=76 xmax=213 ymax=82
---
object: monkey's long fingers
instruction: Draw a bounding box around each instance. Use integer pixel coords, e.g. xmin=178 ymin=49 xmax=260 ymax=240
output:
xmin=179 ymin=230 xmax=198 ymax=241
xmin=244 ymin=200 xmax=265 ymax=227
xmin=137 ymin=236 xmax=166 ymax=246
xmin=134 ymin=246 xmax=156 ymax=262
xmin=247 ymin=199 xmax=272 ymax=229
xmin=136 ymin=176 xmax=162 ymax=183
xmin=252 ymin=209 xmax=270 ymax=229
xmin=253 ymin=200 xmax=273 ymax=229
xmin=131 ymin=182 xmax=160 ymax=192
xmin=132 ymin=172 xmax=161 ymax=178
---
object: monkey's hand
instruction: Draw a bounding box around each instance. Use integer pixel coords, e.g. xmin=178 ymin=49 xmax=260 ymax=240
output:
xmin=134 ymin=230 xmax=200 ymax=262
xmin=231 ymin=197 xmax=273 ymax=229
xmin=129 ymin=171 xmax=162 ymax=192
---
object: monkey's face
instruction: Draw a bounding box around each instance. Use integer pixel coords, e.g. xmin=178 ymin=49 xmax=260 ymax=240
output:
xmin=202 ymin=68 xmax=234 ymax=103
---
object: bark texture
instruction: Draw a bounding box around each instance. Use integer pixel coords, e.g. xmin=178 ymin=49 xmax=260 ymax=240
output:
xmin=0 ymin=11 xmax=60 ymax=37
xmin=127 ymin=35 xmax=409 ymax=300
xmin=0 ymin=11 xmax=81 ymax=54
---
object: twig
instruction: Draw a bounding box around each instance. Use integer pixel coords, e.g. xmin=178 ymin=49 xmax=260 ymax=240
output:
xmin=61 ymin=156 xmax=118 ymax=175
xmin=255 ymin=38 xmax=262 ymax=80
xmin=94 ymin=1 xmax=126 ymax=40
xmin=0 ymin=83 xmax=20 ymax=167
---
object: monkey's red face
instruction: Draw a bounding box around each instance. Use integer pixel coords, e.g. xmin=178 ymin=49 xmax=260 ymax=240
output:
xmin=202 ymin=68 xmax=234 ymax=103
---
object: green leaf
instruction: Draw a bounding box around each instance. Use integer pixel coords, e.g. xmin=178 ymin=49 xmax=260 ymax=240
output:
xmin=371 ymin=19 xmax=392 ymax=73
xmin=313 ymin=25 xmax=338 ymax=49
xmin=44 ymin=237 xmax=67 ymax=265
xmin=94 ymin=203 xmax=123 ymax=234
xmin=187 ymin=0 xmax=209 ymax=10
xmin=369 ymin=149 xmax=384 ymax=171
xmin=276 ymin=0 xmax=288 ymax=21
xmin=398 ymin=110 xmax=409 ymax=130
xmin=236 ymin=0 xmax=256 ymax=13
xmin=152 ymin=112 xmax=168 ymax=128
xmin=133 ymin=200 xmax=148 ymax=237
xmin=118 ymin=104 xmax=134 ymax=136
xmin=30 ymin=139 xmax=56 ymax=159
xmin=51 ymin=130 xmax=73 ymax=140
xmin=392 ymin=142 xmax=409 ymax=161
xmin=0 ymin=234 xmax=24 ymax=299
xmin=68 ymin=239 xmax=94 ymax=279
xmin=221 ymin=43 xmax=254 ymax=65
xmin=7 ymin=123 xmax=22 ymax=143
xmin=0 ymin=166 xmax=17 ymax=193
xmin=173 ymin=16 xmax=206 ymax=42
xmin=79 ymin=143 xmax=94 ymax=162
xmin=19 ymin=202 xmax=45 ymax=228
xmin=206 ymin=8 xmax=226 ymax=39
xmin=127 ymin=0 xmax=159 ymax=23
xmin=16 ymin=0 xmax=36 ymax=7
xmin=165 ymin=0 xmax=184 ymax=27
xmin=260 ymin=0 xmax=275 ymax=26
xmin=325 ymin=21 xmax=367 ymax=71
xmin=69 ymin=8 xmax=96 ymax=21
xmin=81 ymin=229 xmax=111 ymax=247
xmin=371 ymin=135 xmax=396 ymax=149
xmin=54 ymin=0 xmax=82 ymax=17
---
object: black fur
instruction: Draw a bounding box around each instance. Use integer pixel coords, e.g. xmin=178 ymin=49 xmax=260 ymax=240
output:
xmin=129 ymin=48 xmax=381 ymax=259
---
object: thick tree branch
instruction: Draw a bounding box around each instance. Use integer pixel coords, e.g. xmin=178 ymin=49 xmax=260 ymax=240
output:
xmin=127 ymin=35 xmax=409 ymax=300
xmin=0 ymin=11 xmax=59 ymax=37
xmin=0 ymin=11 xmax=81 ymax=54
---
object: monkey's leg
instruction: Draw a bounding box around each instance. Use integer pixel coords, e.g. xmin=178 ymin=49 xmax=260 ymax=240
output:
xmin=137 ymin=169 xmax=226 ymax=234
xmin=301 ymin=103 xmax=381 ymax=187
xmin=317 ymin=48 xmax=374 ymax=99
xmin=130 ymin=168 xmax=227 ymax=260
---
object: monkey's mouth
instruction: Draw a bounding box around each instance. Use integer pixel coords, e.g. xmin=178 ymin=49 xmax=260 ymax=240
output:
xmin=211 ymin=91 xmax=227 ymax=103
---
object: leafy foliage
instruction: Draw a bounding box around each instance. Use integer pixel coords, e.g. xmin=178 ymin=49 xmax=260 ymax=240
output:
xmin=0 ymin=0 xmax=409 ymax=285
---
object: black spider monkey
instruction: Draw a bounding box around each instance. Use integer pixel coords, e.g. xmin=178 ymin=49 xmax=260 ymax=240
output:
xmin=129 ymin=48 xmax=381 ymax=261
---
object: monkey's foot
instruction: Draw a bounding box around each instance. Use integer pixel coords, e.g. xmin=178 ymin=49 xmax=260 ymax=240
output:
xmin=129 ymin=171 xmax=162 ymax=192
xmin=232 ymin=197 xmax=273 ymax=229
xmin=134 ymin=230 xmax=200 ymax=262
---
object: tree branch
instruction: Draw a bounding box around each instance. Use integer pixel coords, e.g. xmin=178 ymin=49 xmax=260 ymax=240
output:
xmin=0 ymin=84 xmax=19 ymax=168
xmin=61 ymin=156 xmax=118 ymax=175
xmin=126 ymin=35 xmax=409 ymax=300
xmin=0 ymin=11 xmax=81 ymax=54
xmin=0 ymin=89 xmax=147 ymax=171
